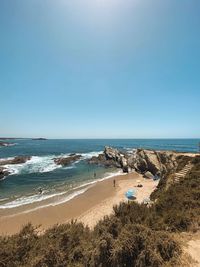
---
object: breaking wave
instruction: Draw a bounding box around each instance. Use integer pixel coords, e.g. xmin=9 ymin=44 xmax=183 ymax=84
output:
xmin=4 ymin=156 xmax=63 ymax=175
xmin=2 ymin=151 xmax=102 ymax=176
xmin=0 ymin=191 xmax=66 ymax=209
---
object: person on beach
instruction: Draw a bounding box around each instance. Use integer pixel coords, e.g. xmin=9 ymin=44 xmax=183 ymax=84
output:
xmin=38 ymin=187 xmax=43 ymax=194
xmin=113 ymin=179 xmax=116 ymax=187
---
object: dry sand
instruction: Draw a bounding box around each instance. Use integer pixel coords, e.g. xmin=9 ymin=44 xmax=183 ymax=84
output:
xmin=183 ymin=233 xmax=200 ymax=267
xmin=187 ymin=239 xmax=200 ymax=267
xmin=0 ymin=172 xmax=158 ymax=235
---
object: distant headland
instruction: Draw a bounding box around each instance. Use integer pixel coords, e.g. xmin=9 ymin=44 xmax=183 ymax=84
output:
xmin=32 ymin=138 xmax=47 ymax=141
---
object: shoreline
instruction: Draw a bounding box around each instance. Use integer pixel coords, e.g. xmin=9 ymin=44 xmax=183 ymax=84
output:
xmin=0 ymin=171 xmax=158 ymax=235
xmin=0 ymin=169 xmax=123 ymax=210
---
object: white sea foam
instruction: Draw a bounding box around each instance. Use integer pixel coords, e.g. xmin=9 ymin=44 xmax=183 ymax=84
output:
xmin=81 ymin=151 xmax=103 ymax=159
xmin=10 ymin=188 xmax=90 ymax=215
xmin=0 ymin=143 xmax=17 ymax=147
xmin=1 ymin=151 xmax=102 ymax=176
xmin=3 ymin=155 xmax=62 ymax=175
xmin=0 ymin=191 xmax=66 ymax=209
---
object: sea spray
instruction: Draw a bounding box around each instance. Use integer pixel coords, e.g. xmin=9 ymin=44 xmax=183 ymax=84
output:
xmin=2 ymin=151 xmax=103 ymax=176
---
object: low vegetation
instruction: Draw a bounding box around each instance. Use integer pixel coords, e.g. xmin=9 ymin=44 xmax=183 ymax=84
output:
xmin=0 ymin=157 xmax=199 ymax=267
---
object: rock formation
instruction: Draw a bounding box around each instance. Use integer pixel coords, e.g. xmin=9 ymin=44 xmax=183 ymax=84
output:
xmin=131 ymin=149 xmax=177 ymax=176
xmin=0 ymin=141 xmax=15 ymax=147
xmin=0 ymin=156 xmax=31 ymax=166
xmin=32 ymin=138 xmax=47 ymax=140
xmin=88 ymin=146 xmax=179 ymax=177
xmin=54 ymin=154 xmax=82 ymax=166
xmin=88 ymin=147 xmax=129 ymax=172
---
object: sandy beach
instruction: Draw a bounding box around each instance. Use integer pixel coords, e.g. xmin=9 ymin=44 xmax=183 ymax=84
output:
xmin=0 ymin=172 xmax=158 ymax=235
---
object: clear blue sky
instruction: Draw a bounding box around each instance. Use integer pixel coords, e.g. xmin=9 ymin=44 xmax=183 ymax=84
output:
xmin=0 ymin=0 xmax=200 ymax=138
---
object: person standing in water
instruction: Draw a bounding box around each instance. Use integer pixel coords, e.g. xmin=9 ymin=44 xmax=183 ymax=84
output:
xmin=38 ymin=187 xmax=43 ymax=194
xmin=113 ymin=179 xmax=116 ymax=187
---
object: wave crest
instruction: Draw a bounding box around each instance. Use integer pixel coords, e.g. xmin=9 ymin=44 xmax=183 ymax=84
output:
xmin=2 ymin=151 xmax=103 ymax=176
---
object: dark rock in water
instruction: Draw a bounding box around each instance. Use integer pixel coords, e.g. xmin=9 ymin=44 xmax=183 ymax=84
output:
xmin=0 ymin=141 xmax=15 ymax=147
xmin=54 ymin=154 xmax=82 ymax=166
xmin=0 ymin=156 xmax=31 ymax=166
xmin=0 ymin=167 xmax=10 ymax=180
xmin=0 ymin=156 xmax=31 ymax=179
xmin=32 ymin=138 xmax=47 ymax=140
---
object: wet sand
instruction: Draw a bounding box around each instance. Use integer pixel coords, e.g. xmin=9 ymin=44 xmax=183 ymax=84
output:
xmin=0 ymin=172 xmax=158 ymax=235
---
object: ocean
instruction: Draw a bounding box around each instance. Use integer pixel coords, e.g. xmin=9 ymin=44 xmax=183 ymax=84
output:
xmin=0 ymin=139 xmax=199 ymax=212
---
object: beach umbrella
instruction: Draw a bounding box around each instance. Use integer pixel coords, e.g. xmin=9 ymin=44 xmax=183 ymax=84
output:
xmin=125 ymin=189 xmax=136 ymax=199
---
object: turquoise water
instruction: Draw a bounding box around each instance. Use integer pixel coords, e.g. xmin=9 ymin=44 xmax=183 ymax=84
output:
xmin=0 ymin=139 xmax=199 ymax=210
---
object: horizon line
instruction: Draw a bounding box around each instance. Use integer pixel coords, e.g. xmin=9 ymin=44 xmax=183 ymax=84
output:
xmin=1 ymin=137 xmax=200 ymax=140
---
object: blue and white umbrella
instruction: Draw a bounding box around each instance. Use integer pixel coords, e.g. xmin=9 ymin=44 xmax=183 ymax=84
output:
xmin=125 ymin=189 xmax=136 ymax=199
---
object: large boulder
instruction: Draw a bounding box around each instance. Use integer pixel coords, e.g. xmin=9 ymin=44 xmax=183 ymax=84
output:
xmin=88 ymin=147 xmax=129 ymax=172
xmin=133 ymin=149 xmax=161 ymax=175
xmin=54 ymin=154 xmax=82 ymax=166
xmin=133 ymin=149 xmax=177 ymax=176
xmin=88 ymin=153 xmax=120 ymax=168
xmin=104 ymin=146 xmax=120 ymax=160
xmin=104 ymin=146 xmax=129 ymax=172
xmin=120 ymin=156 xmax=129 ymax=172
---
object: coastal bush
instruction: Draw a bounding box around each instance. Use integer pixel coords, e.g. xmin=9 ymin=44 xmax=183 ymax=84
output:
xmin=175 ymin=155 xmax=191 ymax=172
xmin=109 ymin=224 xmax=180 ymax=267
xmin=154 ymin=163 xmax=200 ymax=231
xmin=0 ymin=220 xmax=180 ymax=267
xmin=150 ymin=171 xmax=171 ymax=201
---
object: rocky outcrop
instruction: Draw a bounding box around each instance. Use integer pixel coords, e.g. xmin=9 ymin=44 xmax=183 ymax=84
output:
xmin=88 ymin=146 xmax=178 ymax=177
xmin=32 ymin=138 xmax=47 ymax=140
xmin=0 ymin=156 xmax=31 ymax=166
xmin=0 ymin=156 xmax=31 ymax=180
xmin=104 ymin=146 xmax=129 ymax=172
xmin=88 ymin=153 xmax=119 ymax=168
xmin=88 ymin=147 xmax=129 ymax=172
xmin=0 ymin=142 xmax=15 ymax=147
xmin=0 ymin=167 xmax=10 ymax=180
xmin=132 ymin=149 xmax=177 ymax=176
xmin=54 ymin=154 xmax=82 ymax=166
